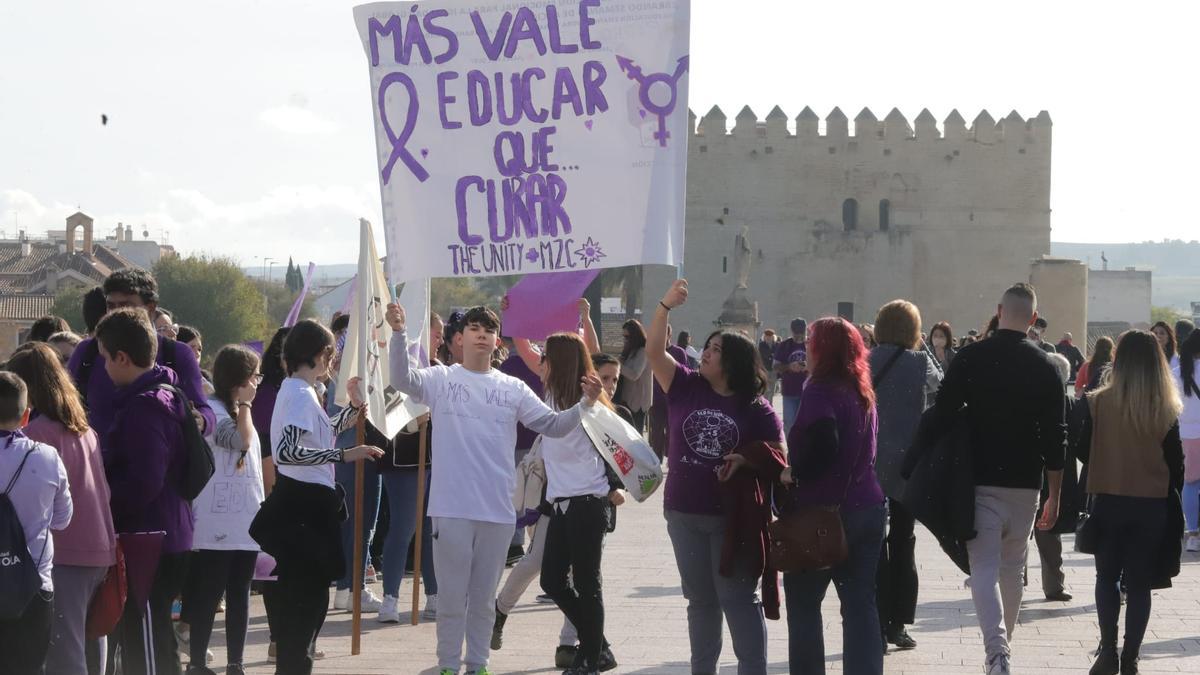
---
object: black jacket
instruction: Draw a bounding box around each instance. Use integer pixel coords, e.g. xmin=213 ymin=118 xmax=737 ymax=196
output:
xmin=250 ymin=474 xmax=347 ymax=583
xmin=900 ymin=406 xmax=975 ymax=574
xmin=1039 ymin=394 xmax=1086 ymax=535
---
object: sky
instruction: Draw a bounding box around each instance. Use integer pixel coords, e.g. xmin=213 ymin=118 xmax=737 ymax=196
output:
xmin=2 ymin=0 xmax=1197 ymax=266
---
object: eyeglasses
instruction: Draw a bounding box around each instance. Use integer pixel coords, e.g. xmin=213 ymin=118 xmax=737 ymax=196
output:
xmin=252 ymin=373 xmax=264 ymax=385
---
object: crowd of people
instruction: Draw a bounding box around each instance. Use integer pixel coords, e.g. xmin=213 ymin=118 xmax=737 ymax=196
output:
xmin=1 ymin=264 xmax=1198 ymax=675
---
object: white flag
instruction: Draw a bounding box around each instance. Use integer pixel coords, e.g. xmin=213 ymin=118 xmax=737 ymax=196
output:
xmin=337 ymin=218 xmax=413 ymax=438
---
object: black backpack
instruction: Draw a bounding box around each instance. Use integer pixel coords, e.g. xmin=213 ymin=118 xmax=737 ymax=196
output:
xmin=156 ymin=384 xmax=215 ymax=501
xmin=0 ymin=446 xmax=47 ymax=620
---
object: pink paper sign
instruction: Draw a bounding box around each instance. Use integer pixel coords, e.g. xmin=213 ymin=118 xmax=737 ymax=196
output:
xmin=502 ymin=270 xmax=599 ymax=340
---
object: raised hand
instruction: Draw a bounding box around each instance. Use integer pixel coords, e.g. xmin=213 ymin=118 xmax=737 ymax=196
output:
xmin=577 ymin=298 xmax=590 ymax=316
xmin=661 ymin=278 xmax=688 ymax=310
xmin=385 ymin=303 xmax=406 ymax=332
xmin=580 ymin=373 xmax=603 ymax=405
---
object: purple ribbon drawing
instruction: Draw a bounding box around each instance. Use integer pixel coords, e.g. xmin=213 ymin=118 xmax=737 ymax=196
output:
xmin=378 ymin=72 xmax=429 ymax=184
xmin=616 ymin=54 xmax=689 ymax=147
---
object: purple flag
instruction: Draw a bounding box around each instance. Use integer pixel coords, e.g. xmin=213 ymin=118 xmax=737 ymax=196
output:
xmin=283 ymin=262 xmax=317 ymax=328
xmin=502 ymin=270 xmax=599 ymax=340
xmin=243 ymin=340 xmax=264 ymax=355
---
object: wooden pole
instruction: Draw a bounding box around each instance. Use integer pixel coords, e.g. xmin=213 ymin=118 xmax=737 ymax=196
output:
xmin=411 ymin=418 xmax=429 ymax=625
xmin=351 ymin=416 xmax=366 ymax=655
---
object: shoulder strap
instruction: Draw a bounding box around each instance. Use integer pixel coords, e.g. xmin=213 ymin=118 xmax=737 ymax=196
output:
xmin=162 ymin=338 xmax=177 ymax=371
xmin=872 ymin=346 xmax=907 ymax=389
xmin=3 ymin=447 xmax=39 ymax=496
xmin=77 ymin=339 xmax=102 ymax=406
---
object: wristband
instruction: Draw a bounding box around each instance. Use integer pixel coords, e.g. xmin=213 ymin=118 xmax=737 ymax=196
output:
xmin=659 ymin=301 xmax=672 ymax=312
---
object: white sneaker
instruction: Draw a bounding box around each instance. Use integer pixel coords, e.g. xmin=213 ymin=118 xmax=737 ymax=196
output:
xmin=422 ymin=594 xmax=437 ymax=621
xmin=377 ymin=594 xmax=400 ymax=623
xmin=986 ymin=653 xmax=1011 ymax=675
xmin=1186 ymin=534 xmax=1200 ymax=552
xmin=334 ymin=587 xmax=384 ymax=612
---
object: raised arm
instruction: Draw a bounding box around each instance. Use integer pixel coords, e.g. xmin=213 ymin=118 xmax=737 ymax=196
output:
xmin=649 ymin=279 xmax=688 ymax=394
xmin=516 ymin=375 xmax=603 ymax=439
xmin=513 ymin=337 xmax=545 ymax=376
xmin=578 ymin=298 xmax=601 ymax=355
xmin=387 ymin=303 xmax=429 ymax=401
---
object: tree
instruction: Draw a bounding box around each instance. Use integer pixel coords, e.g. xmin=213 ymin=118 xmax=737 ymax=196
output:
xmin=430 ymin=278 xmax=490 ymax=317
xmin=49 ymin=284 xmax=94 ymax=335
xmin=1151 ymin=305 xmax=1187 ymax=327
xmin=153 ymin=255 xmax=271 ymax=358
xmin=285 ymin=258 xmax=299 ymax=292
xmin=252 ymin=279 xmax=316 ymax=329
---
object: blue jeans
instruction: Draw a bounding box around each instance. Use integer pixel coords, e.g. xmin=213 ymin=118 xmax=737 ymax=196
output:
xmin=783 ymin=502 xmax=886 ymax=675
xmin=782 ymin=396 xmax=802 ymax=436
xmin=380 ymin=470 xmax=438 ymax=597
xmin=335 ymin=459 xmax=382 ymax=591
xmin=1184 ymin=480 xmax=1200 ymax=533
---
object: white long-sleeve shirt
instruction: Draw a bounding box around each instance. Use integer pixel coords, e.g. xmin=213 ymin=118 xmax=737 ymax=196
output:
xmin=390 ymin=331 xmax=586 ymax=523
xmin=1 ymin=434 xmax=72 ymax=591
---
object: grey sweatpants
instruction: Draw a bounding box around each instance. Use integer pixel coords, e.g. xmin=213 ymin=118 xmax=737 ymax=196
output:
xmin=433 ymin=517 xmax=513 ymax=671
xmin=665 ymin=509 xmax=768 ymax=675
xmin=45 ymin=564 xmax=109 ymax=675
xmin=966 ymin=486 xmax=1040 ymax=661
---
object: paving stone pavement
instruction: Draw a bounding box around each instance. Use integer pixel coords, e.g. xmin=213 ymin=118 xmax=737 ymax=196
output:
xmin=211 ymin=481 xmax=1200 ymax=675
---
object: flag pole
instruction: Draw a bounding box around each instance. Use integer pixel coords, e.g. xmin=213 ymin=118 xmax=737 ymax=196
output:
xmin=411 ymin=418 xmax=429 ymax=625
xmin=351 ymin=415 xmax=366 ymax=655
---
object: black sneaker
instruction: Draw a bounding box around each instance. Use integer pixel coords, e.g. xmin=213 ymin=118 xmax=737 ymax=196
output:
xmin=597 ymin=646 xmax=618 ymax=672
xmin=506 ymin=545 xmax=525 ymax=566
xmin=491 ymin=604 xmax=508 ymax=651
xmin=1090 ymin=643 xmax=1119 ymax=675
xmin=226 ymin=666 xmax=246 ymax=675
xmin=885 ymin=625 xmax=917 ymax=650
xmin=1119 ymin=648 xmax=1139 ymax=675
xmin=554 ymin=645 xmax=578 ymax=669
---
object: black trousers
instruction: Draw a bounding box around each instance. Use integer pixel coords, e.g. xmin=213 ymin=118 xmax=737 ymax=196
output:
xmin=183 ymin=549 xmax=257 ymax=666
xmin=1092 ymin=494 xmax=1167 ymax=652
xmin=116 ymin=551 xmax=189 ymax=675
xmin=541 ymin=495 xmax=608 ymax=668
xmin=271 ymin=567 xmax=329 ymax=675
xmin=876 ymin=499 xmax=918 ymax=629
xmin=0 ymin=588 xmax=53 ymax=675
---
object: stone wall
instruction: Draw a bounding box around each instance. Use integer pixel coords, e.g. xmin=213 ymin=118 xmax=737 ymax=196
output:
xmin=645 ymin=105 xmax=1053 ymax=340
xmin=1088 ymin=269 xmax=1152 ymax=326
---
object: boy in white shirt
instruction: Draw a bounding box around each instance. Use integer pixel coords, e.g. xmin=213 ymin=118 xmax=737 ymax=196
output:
xmin=0 ymin=371 xmax=72 ymax=674
xmin=387 ymin=304 xmax=601 ymax=675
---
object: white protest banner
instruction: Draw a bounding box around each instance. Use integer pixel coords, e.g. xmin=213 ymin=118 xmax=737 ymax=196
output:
xmin=337 ymin=218 xmax=417 ymax=438
xmin=353 ymin=0 xmax=690 ymax=284
xmin=580 ymin=403 xmax=663 ymax=502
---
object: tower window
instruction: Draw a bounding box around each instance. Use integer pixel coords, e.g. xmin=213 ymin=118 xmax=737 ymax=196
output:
xmin=879 ymin=199 xmax=890 ymax=231
xmin=842 ymin=199 xmax=858 ymax=231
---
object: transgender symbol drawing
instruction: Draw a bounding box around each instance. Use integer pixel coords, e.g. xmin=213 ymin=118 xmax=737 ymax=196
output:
xmin=615 ymin=54 xmax=690 ymax=147
xmin=682 ymin=408 xmax=739 ymax=460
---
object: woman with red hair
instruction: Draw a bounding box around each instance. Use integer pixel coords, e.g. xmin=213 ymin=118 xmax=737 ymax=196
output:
xmin=778 ymin=317 xmax=886 ymax=675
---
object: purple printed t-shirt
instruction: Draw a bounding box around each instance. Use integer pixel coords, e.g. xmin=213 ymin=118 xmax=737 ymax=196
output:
xmin=664 ymin=362 xmax=784 ymax=515
xmin=499 ymin=353 xmax=544 ymax=450
xmin=774 ymin=337 xmax=808 ymax=397
xmin=784 ymin=380 xmax=884 ymax=512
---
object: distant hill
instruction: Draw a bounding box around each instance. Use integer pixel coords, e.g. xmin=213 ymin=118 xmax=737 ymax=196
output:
xmin=1051 ymin=240 xmax=1200 ymax=277
xmin=1051 ymin=240 xmax=1200 ymax=311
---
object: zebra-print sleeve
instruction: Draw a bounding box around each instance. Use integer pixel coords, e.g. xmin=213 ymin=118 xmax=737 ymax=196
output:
xmin=276 ymin=425 xmax=342 ymax=466
xmin=329 ymin=404 xmax=358 ymax=436
xmin=213 ymin=416 xmax=242 ymax=451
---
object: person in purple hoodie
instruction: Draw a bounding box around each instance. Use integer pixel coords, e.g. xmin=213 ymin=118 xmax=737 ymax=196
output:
xmin=96 ymin=307 xmax=193 ymax=675
xmin=774 ymin=317 xmax=809 ymax=434
xmin=779 ymin=317 xmax=886 ymax=675
xmin=68 ymin=268 xmax=215 ymax=447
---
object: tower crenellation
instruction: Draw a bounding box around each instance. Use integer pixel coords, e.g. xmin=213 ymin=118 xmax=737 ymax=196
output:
xmin=688 ymin=106 xmax=1050 ymax=152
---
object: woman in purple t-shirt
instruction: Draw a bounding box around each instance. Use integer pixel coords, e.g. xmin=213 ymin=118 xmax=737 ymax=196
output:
xmin=647 ymin=279 xmax=785 ymax=675
xmin=779 ymin=317 xmax=886 ymax=675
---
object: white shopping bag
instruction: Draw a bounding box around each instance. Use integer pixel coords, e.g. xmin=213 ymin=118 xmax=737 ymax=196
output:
xmin=580 ymin=404 xmax=664 ymax=503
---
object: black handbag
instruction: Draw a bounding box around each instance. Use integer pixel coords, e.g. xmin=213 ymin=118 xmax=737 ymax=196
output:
xmin=1073 ymin=496 xmax=1097 ymax=554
